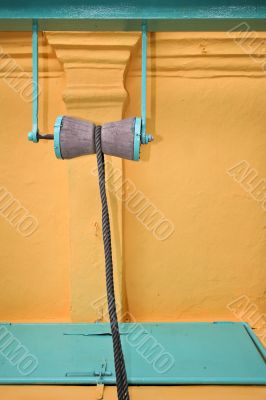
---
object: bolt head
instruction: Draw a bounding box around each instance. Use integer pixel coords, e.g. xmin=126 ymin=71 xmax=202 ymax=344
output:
xmin=28 ymin=131 xmax=34 ymax=141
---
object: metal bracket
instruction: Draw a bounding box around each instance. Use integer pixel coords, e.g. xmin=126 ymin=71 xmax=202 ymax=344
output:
xmin=95 ymin=360 xmax=112 ymax=381
xmin=141 ymin=22 xmax=153 ymax=144
xmin=28 ymin=19 xmax=54 ymax=143
xmin=28 ymin=19 xmax=153 ymax=147
xmin=28 ymin=19 xmax=39 ymax=142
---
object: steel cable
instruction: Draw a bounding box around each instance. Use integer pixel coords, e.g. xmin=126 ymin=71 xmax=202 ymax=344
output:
xmin=95 ymin=125 xmax=130 ymax=400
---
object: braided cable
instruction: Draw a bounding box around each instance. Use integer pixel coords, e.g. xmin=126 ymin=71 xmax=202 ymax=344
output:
xmin=95 ymin=125 xmax=130 ymax=400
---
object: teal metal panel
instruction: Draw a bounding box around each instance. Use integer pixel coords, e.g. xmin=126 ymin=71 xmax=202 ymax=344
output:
xmin=0 ymin=322 xmax=265 ymax=385
xmin=133 ymin=118 xmax=141 ymax=160
xmin=53 ymin=116 xmax=63 ymax=158
xmin=0 ymin=1 xmax=266 ymax=31
xmin=0 ymin=1 xmax=265 ymax=19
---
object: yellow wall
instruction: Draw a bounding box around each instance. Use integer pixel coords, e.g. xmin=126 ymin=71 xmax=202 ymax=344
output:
xmin=0 ymin=30 xmax=265 ymax=398
xmin=0 ymin=33 xmax=70 ymax=322
xmin=124 ymin=33 xmax=266 ymax=325
xmin=0 ymin=385 xmax=265 ymax=400
xmin=0 ymin=31 xmax=265 ymax=327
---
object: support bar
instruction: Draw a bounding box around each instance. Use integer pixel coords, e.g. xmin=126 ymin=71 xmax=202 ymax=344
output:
xmin=28 ymin=19 xmax=39 ymax=143
xmin=141 ymin=22 xmax=153 ymax=145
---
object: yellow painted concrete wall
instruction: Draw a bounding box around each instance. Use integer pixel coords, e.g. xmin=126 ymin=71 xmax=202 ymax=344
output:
xmin=0 ymin=33 xmax=71 ymax=322
xmin=0 ymin=385 xmax=266 ymax=400
xmin=124 ymin=33 xmax=266 ymax=328
xmin=0 ymin=31 xmax=265 ymax=399
xmin=0 ymin=30 xmax=265 ymax=330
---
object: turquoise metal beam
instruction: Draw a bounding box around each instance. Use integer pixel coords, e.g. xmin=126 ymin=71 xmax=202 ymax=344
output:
xmin=0 ymin=1 xmax=266 ymax=31
xmin=0 ymin=1 xmax=266 ymax=20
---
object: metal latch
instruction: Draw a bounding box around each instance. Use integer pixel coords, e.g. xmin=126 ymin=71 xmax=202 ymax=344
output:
xmin=66 ymin=360 xmax=112 ymax=399
xmin=66 ymin=359 xmax=112 ymax=380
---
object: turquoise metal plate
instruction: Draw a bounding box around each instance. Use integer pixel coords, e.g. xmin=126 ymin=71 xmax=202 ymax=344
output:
xmin=53 ymin=116 xmax=63 ymax=159
xmin=0 ymin=322 xmax=265 ymax=385
xmin=133 ymin=118 xmax=141 ymax=161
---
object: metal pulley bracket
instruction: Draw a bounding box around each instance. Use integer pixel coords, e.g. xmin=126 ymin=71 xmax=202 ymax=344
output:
xmin=28 ymin=20 xmax=153 ymax=149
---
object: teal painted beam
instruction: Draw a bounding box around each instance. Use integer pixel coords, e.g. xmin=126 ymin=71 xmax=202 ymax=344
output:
xmin=0 ymin=1 xmax=266 ymax=31
xmin=0 ymin=1 xmax=265 ymax=20
xmin=0 ymin=322 xmax=265 ymax=385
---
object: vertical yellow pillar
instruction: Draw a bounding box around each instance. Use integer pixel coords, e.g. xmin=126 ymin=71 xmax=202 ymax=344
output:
xmin=46 ymin=32 xmax=140 ymax=321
